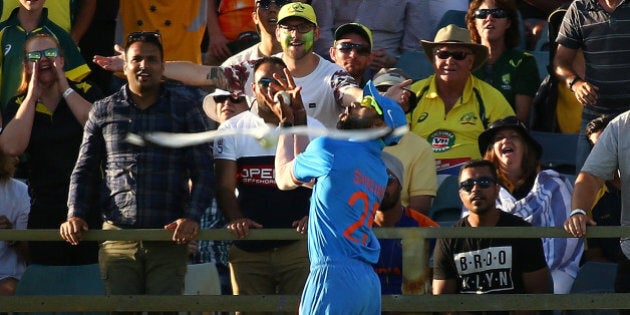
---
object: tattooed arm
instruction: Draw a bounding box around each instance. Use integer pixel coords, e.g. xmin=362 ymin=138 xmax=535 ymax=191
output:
xmin=164 ymin=61 xmax=229 ymax=89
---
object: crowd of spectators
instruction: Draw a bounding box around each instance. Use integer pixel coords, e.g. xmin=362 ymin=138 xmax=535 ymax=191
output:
xmin=0 ymin=0 xmax=626 ymax=314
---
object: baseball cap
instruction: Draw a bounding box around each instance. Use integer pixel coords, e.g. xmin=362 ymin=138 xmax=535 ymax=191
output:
xmin=334 ymin=23 xmax=373 ymax=49
xmin=277 ymin=3 xmax=317 ymax=26
xmin=362 ymin=81 xmax=408 ymax=146
xmin=372 ymin=68 xmax=412 ymax=89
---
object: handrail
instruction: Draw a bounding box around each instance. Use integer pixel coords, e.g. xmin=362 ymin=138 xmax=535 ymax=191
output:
xmin=1 ymin=226 xmax=627 ymax=313
xmin=1 ymin=225 xmax=629 ymax=241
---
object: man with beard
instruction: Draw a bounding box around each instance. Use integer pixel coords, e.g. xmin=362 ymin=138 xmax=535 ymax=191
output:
xmin=212 ymin=56 xmax=322 ymax=314
xmin=60 ymin=31 xmax=214 ymax=301
xmin=329 ymin=23 xmax=373 ymax=87
xmin=432 ymin=160 xmax=550 ymax=302
xmin=373 ymin=152 xmax=438 ymax=299
xmin=273 ymin=81 xmax=408 ymax=314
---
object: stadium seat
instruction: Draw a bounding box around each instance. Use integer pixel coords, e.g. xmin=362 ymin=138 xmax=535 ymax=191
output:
xmin=530 ymin=131 xmax=578 ymax=174
xmin=434 ymin=10 xmax=467 ymax=36
xmin=395 ymin=50 xmax=434 ymax=81
xmin=530 ymin=50 xmax=550 ymax=81
xmin=429 ymin=175 xmax=463 ymax=226
xmin=15 ymin=263 xmax=105 ymax=315
xmin=568 ymin=262 xmax=619 ymax=315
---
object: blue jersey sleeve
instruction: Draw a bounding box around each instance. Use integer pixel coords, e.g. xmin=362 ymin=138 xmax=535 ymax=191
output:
xmin=294 ymin=137 xmax=333 ymax=183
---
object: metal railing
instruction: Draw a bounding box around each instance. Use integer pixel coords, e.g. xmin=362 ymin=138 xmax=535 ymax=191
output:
xmin=0 ymin=226 xmax=628 ymax=312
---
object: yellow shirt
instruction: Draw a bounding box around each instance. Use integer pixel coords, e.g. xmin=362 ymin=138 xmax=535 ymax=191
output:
xmin=409 ymin=75 xmax=515 ymax=175
xmin=384 ymin=133 xmax=438 ymax=206
xmin=1 ymin=0 xmax=71 ymax=31
xmin=556 ymin=84 xmax=582 ymax=134
xmin=118 ymin=0 xmax=208 ymax=63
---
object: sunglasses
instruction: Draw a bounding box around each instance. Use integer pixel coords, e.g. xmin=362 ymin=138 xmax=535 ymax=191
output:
xmin=434 ymin=49 xmax=470 ymax=61
xmin=474 ymin=8 xmax=509 ymax=19
xmin=335 ymin=42 xmax=371 ymax=56
xmin=25 ymin=47 xmax=59 ymax=62
xmin=359 ymin=96 xmax=383 ymax=116
xmin=214 ymin=95 xmax=245 ymax=103
xmin=256 ymin=0 xmax=291 ymax=10
xmin=459 ymin=176 xmax=496 ymax=192
xmin=278 ymin=23 xmax=314 ymax=34
xmin=127 ymin=31 xmax=162 ymax=45
xmin=256 ymin=77 xmax=281 ymax=88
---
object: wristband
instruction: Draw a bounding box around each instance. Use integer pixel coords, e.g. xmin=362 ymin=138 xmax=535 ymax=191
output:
xmin=569 ymin=77 xmax=582 ymax=92
xmin=62 ymin=88 xmax=75 ymax=98
xmin=570 ymin=209 xmax=587 ymax=217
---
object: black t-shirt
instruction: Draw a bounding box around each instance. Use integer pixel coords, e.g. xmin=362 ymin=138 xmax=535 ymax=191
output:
xmin=433 ymin=211 xmax=548 ymax=294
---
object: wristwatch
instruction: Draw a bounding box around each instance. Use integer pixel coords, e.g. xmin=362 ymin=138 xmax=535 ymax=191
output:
xmin=278 ymin=121 xmax=293 ymax=128
xmin=569 ymin=77 xmax=583 ymax=92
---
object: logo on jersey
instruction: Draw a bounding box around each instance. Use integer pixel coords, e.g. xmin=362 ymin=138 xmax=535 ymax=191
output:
xmin=460 ymin=112 xmax=479 ymax=125
xmin=500 ymin=73 xmax=512 ymax=91
xmin=238 ymin=165 xmax=276 ymax=186
xmin=4 ymin=44 xmax=11 ymax=56
xmin=416 ymin=112 xmax=428 ymax=123
xmin=428 ymin=130 xmax=455 ymax=153
xmin=454 ymin=246 xmax=514 ymax=294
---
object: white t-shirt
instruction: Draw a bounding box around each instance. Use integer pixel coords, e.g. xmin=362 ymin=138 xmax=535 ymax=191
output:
xmin=214 ymin=110 xmax=325 ymax=160
xmin=222 ymin=53 xmax=357 ymax=128
xmin=0 ymin=178 xmax=29 ymax=280
xmin=222 ymin=43 xmax=262 ymax=67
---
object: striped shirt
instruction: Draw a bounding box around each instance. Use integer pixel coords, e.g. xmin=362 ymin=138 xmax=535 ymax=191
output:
xmin=496 ymin=170 xmax=583 ymax=283
xmin=557 ymin=0 xmax=630 ymax=119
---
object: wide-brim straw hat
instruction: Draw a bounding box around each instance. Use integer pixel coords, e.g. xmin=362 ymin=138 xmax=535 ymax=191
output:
xmin=421 ymin=24 xmax=489 ymax=71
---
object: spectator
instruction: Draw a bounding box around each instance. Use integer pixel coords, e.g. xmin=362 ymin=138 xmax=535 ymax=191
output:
xmin=274 ymin=81 xmax=408 ymax=313
xmin=0 ymin=150 xmax=29 ymax=296
xmin=205 ymin=0 xmax=258 ymax=65
xmin=530 ymin=5 xmax=584 ymax=134
xmin=312 ymin=0 xmax=424 ymax=71
xmin=119 ymin=3 xmax=363 ymax=128
xmin=553 ymin=0 xmax=630 ymax=173
xmin=0 ymin=0 xmax=91 ymax=116
xmin=0 ymin=33 xmax=102 ymax=266
xmin=410 ymin=24 xmax=514 ymax=176
xmin=467 ymin=0 xmax=540 ymax=123
xmin=0 ymin=0 xmax=97 ymax=43
xmin=373 ymin=68 xmax=437 ymax=214
xmin=516 ymin=0 xmax=570 ymax=50
xmin=116 ymin=0 xmax=209 ymax=64
xmin=580 ymin=115 xmax=623 ymax=264
xmin=476 ymin=116 xmax=583 ymax=293
xmin=329 ymin=23 xmax=373 ymax=87
xmin=221 ymin=0 xmax=311 ymax=67
xmin=433 ymin=159 xmax=551 ymax=298
xmin=59 ymin=31 xmax=214 ymax=299
xmin=563 ymin=111 xmax=630 ymax=313
xmin=374 ymin=152 xmax=438 ymax=298
xmin=214 ymin=57 xmax=322 ymax=314
xmin=78 ymin=0 xmax=120 ymax=95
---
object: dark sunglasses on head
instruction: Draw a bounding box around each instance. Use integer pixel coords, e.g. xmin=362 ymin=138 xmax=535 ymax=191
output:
xmin=256 ymin=0 xmax=291 ymax=10
xmin=214 ymin=95 xmax=245 ymax=103
xmin=459 ymin=176 xmax=496 ymax=192
xmin=127 ymin=31 xmax=161 ymax=45
xmin=335 ymin=42 xmax=371 ymax=56
xmin=256 ymin=77 xmax=281 ymax=88
xmin=25 ymin=47 xmax=59 ymax=62
xmin=474 ymin=8 xmax=509 ymax=19
xmin=278 ymin=23 xmax=315 ymax=34
xmin=434 ymin=49 xmax=470 ymax=61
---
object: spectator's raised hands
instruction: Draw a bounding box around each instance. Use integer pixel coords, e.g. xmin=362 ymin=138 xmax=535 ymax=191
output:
xmin=93 ymin=44 xmax=125 ymax=72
